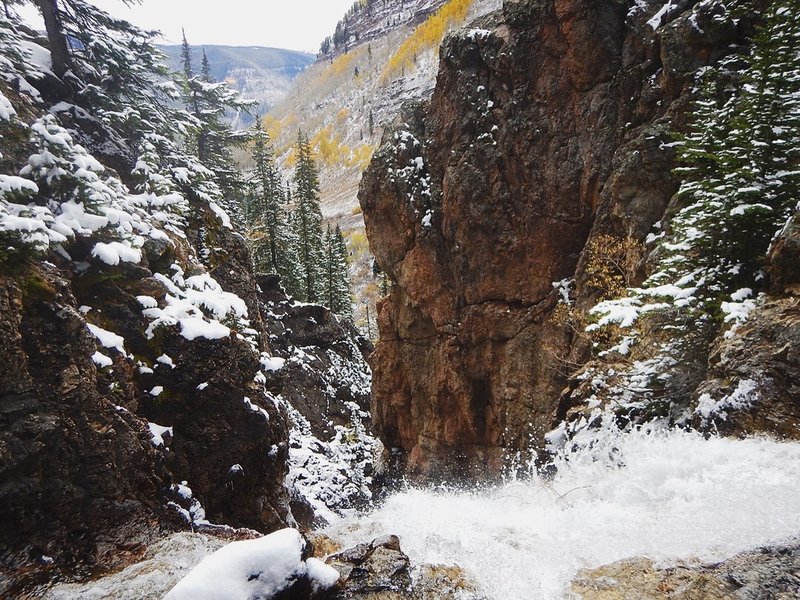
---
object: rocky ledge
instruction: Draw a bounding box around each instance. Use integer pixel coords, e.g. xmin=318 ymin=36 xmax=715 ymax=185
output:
xmin=572 ymin=538 xmax=800 ymax=599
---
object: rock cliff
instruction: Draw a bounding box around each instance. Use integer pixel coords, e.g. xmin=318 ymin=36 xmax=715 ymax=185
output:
xmin=361 ymin=0 xmax=780 ymax=479
xmin=0 ymin=196 xmax=294 ymax=594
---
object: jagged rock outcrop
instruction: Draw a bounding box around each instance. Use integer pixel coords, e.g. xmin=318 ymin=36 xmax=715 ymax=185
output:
xmin=0 ymin=262 xmax=169 ymax=588
xmin=361 ymin=0 xmax=762 ymax=479
xmin=260 ymin=275 xmax=372 ymax=442
xmin=0 ymin=203 xmax=295 ymax=596
xmin=257 ymin=275 xmax=378 ymax=526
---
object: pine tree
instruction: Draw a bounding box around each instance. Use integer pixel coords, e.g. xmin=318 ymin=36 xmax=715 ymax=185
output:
xmin=322 ymin=224 xmax=353 ymax=321
xmin=281 ymin=209 xmax=304 ymax=297
xmin=651 ymin=2 xmax=800 ymax=321
xmin=179 ymin=31 xmax=253 ymax=224
xmin=201 ymin=49 xmax=213 ymax=82
xmin=592 ymin=2 xmax=800 ymax=403
xmin=247 ymin=118 xmax=299 ymax=288
xmin=291 ymin=130 xmax=325 ymax=303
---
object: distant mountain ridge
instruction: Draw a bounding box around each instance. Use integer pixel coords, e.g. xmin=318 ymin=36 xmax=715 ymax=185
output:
xmin=159 ymin=44 xmax=314 ymax=125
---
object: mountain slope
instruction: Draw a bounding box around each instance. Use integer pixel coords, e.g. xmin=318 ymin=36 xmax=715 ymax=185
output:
xmin=266 ymin=0 xmax=502 ymax=333
xmin=0 ymin=10 xmax=372 ymax=593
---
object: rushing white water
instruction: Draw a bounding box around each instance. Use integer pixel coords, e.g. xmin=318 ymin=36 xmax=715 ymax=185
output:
xmin=324 ymin=428 xmax=800 ymax=599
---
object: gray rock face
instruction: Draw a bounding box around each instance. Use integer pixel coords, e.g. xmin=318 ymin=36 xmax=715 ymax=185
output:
xmin=260 ymin=275 xmax=372 ymax=442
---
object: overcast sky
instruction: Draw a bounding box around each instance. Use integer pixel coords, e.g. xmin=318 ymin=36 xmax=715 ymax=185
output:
xmin=20 ymin=0 xmax=357 ymax=53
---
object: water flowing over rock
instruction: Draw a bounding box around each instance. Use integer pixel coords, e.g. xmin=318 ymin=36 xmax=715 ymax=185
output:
xmin=360 ymin=0 xmax=778 ymax=479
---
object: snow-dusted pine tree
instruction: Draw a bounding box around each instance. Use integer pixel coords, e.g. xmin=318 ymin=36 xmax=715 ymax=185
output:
xmin=323 ymin=224 xmax=353 ymax=321
xmin=291 ymin=130 xmax=325 ymax=303
xmin=247 ymin=119 xmax=299 ymax=289
xmin=589 ymin=2 xmax=800 ymax=408
xmin=179 ymin=32 xmax=252 ymax=225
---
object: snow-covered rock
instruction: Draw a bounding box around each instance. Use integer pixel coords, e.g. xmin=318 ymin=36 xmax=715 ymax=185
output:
xmin=164 ymin=528 xmax=339 ymax=600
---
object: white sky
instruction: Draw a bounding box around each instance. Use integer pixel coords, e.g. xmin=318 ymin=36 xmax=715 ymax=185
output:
xmin=19 ymin=0 xmax=357 ymax=53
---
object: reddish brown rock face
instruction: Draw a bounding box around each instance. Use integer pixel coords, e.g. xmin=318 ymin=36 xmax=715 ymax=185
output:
xmin=360 ymin=0 xmax=749 ymax=480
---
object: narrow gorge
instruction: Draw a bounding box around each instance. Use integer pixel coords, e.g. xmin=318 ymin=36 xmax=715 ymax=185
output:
xmin=1 ymin=0 xmax=799 ymax=599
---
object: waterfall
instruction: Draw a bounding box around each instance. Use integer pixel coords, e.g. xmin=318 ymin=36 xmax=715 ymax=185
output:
xmin=324 ymin=427 xmax=800 ymax=599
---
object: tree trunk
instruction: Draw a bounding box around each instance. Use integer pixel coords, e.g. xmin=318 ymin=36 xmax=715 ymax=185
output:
xmin=36 ymin=0 xmax=70 ymax=79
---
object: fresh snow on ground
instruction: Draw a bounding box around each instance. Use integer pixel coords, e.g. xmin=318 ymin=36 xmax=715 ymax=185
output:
xmin=91 ymin=240 xmax=142 ymax=265
xmin=324 ymin=428 xmax=800 ymax=599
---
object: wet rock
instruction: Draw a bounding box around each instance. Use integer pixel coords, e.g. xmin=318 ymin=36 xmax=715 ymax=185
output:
xmin=571 ymin=538 xmax=800 ymax=599
xmin=325 ymin=536 xmax=484 ymax=600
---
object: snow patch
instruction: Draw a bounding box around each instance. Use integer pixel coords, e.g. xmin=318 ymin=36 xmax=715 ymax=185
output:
xmin=148 ymin=422 xmax=173 ymax=447
xmin=164 ymin=529 xmax=339 ymax=600
xmin=86 ymin=323 xmax=126 ymax=353
xmin=91 ymin=241 xmax=142 ymax=265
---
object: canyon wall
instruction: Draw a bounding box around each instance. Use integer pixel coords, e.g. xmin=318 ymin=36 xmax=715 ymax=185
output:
xmin=360 ymin=0 xmax=766 ymax=479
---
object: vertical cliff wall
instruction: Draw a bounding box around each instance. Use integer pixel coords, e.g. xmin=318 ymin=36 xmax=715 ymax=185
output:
xmin=360 ymin=0 xmax=755 ymax=479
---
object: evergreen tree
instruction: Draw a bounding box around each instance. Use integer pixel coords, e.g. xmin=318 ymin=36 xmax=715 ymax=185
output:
xmin=281 ymin=210 xmax=303 ymax=297
xmin=593 ymin=2 xmax=800 ymax=402
xmin=201 ymin=49 xmax=213 ymax=82
xmin=291 ymin=130 xmax=325 ymax=302
xmin=179 ymin=31 xmax=253 ymax=224
xmin=246 ymin=118 xmax=299 ymax=289
xmin=323 ymin=224 xmax=353 ymax=321
xmin=649 ymin=2 xmax=800 ymax=322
